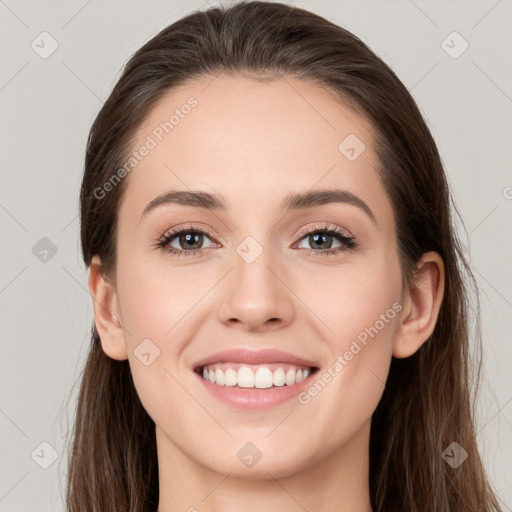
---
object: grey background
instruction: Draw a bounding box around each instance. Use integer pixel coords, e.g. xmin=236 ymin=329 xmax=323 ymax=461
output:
xmin=1 ymin=0 xmax=511 ymax=510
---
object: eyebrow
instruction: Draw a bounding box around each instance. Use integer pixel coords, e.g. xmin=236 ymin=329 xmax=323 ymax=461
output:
xmin=140 ymin=188 xmax=377 ymax=225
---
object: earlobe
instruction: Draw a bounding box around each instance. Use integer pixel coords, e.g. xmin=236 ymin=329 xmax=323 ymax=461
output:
xmin=393 ymin=251 xmax=445 ymax=359
xmin=88 ymin=255 xmax=128 ymax=360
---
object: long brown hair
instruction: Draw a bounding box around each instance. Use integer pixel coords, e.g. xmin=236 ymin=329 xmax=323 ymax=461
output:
xmin=66 ymin=1 xmax=504 ymax=510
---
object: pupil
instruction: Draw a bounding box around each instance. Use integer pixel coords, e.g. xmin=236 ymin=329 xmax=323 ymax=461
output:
xmin=181 ymin=233 xmax=202 ymax=250
xmin=310 ymin=233 xmax=332 ymax=250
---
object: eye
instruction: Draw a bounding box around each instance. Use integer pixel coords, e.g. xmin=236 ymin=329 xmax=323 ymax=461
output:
xmin=155 ymin=222 xmax=358 ymax=257
xmin=294 ymin=223 xmax=358 ymax=257
xmin=155 ymin=223 xmax=218 ymax=257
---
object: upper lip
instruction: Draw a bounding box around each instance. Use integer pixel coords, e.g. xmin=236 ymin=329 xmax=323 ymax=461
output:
xmin=193 ymin=348 xmax=319 ymax=369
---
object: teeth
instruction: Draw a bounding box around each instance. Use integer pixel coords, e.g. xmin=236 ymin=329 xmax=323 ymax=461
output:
xmin=200 ymin=364 xmax=313 ymax=388
xmin=254 ymin=367 xmax=274 ymax=388
xmin=215 ymin=368 xmax=225 ymax=386
xmin=237 ymin=367 xmax=255 ymax=388
xmin=273 ymin=368 xmax=285 ymax=387
xmin=224 ymin=368 xmax=237 ymax=386
xmin=285 ymin=368 xmax=296 ymax=386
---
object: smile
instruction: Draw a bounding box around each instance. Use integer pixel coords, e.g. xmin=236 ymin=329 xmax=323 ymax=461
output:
xmin=197 ymin=363 xmax=316 ymax=388
xmin=192 ymin=348 xmax=320 ymax=409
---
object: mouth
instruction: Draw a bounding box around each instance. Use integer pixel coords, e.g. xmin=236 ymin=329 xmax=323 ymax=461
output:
xmin=194 ymin=363 xmax=319 ymax=389
xmin=192 ymin=348 xmax=320 ymax=410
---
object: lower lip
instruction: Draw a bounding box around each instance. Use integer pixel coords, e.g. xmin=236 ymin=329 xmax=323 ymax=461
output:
xmin=194 ymin=370 xmax=316 ymax=410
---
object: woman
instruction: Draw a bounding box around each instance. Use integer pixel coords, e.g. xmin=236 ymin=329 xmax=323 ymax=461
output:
xmin=66 ymin=1 xmax=504 ymax=510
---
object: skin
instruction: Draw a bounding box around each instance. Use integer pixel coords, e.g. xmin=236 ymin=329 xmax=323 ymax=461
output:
xmin=88 ymin=74 xmax=444 ymax=512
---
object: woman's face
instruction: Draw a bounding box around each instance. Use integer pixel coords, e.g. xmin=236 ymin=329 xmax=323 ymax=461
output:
xmin=110 ymin=74 xmax=404 ymax=477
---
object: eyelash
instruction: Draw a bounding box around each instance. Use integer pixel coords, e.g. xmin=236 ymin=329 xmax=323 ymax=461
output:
xmin=154 ymin=222 xmax=359 ymax=258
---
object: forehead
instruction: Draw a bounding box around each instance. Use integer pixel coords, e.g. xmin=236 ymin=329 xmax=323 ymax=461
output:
xmin=119 ymin=73 xmax=392 ymax=228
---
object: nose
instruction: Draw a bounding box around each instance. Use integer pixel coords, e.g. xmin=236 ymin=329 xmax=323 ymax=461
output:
xmin=217 ymin=247 xmax=295 ymax=333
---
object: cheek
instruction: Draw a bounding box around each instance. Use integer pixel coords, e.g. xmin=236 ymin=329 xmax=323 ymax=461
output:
xmin=114 ymin=253 xmax=194 ymax=407
xmin=301 ymin=247 xmax=402 ymax=350
xmin=116 ymin=267 xmax=195 ymax=429
xmin=298 ymin=246 xmax=402 ymax=404
xmin=116 ymin=247 xmax=201 ymax=347
xmin=293 ymin=268 xmax=400 ymax=460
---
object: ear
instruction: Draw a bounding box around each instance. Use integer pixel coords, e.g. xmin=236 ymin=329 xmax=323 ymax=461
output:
xmin=393 ymin=251 xmax=445 ymax=359
xmin=88 ymin=255 xmax=128 ymax=360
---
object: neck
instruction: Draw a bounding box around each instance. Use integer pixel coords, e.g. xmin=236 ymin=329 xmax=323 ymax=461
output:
xmin=156 ymin=419 xmax=373 ymax=512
